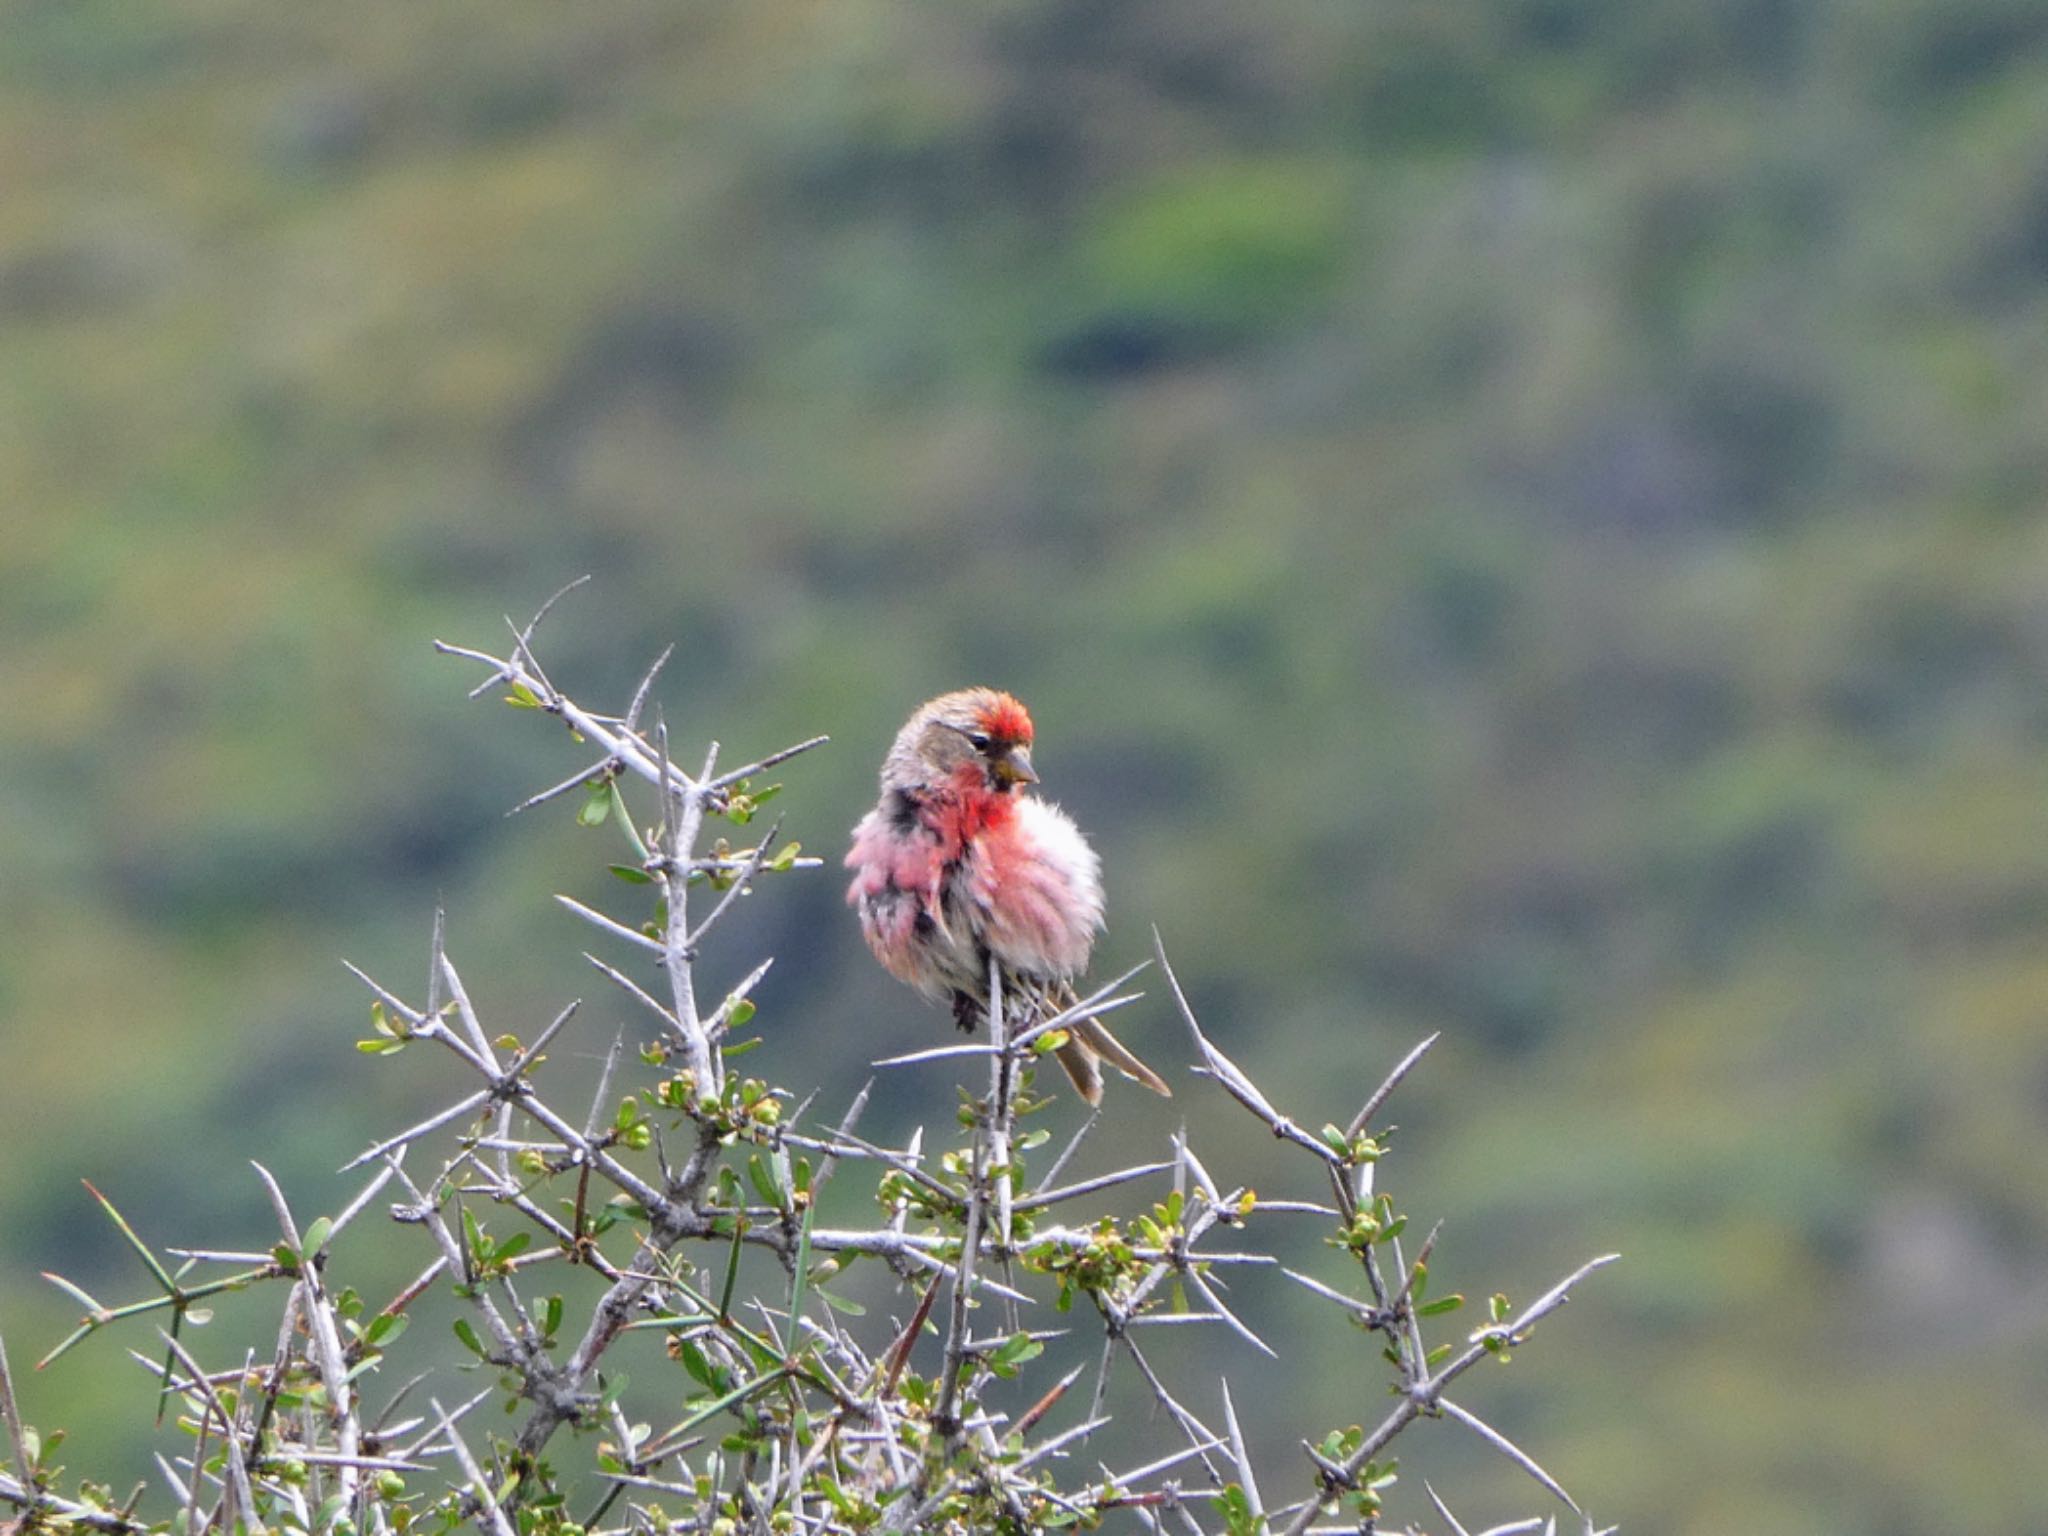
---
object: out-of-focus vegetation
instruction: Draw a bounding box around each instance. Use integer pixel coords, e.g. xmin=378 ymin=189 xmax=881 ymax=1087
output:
xmin=2 ymin=1 xmax=2045 ymax=1530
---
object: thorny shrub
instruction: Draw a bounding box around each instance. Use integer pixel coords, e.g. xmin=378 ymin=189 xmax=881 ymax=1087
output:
xmin=0 ymin=589 xmax=1616 ymax=1536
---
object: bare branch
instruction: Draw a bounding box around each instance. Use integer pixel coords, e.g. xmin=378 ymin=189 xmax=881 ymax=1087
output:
xmin=506 ymin=758 xmax=616 ymax=818
xmin=0 ymin=1331 xmax=33 ymax=1499
xmin=685 ymin=820 xmax=782 ymax=949
xmin=341 ymin=1088 xmax=493 ymax=1173
xmin=555 ymin=893 xmax=665 ymax=956
xmin=1014 ymin=1160 xmax=1175 ymax=1212
xmin=1425 ymin=1483 xmax=1476 ymax=1536
xmin=1182 ymin=1264 xmax=1277 ymax=1359
xmin=431 ymin=1397 xmax=517 ymax=1536
xmin=1437 ymin=1398 xmax=1580 ymax=1514
xmin=706 ymin=735 xmax=832 ymax=791
xmin=622 ymin=643 xmax=675 ymax=733
xmin=1346 ymin=1032 xmax=1440 ymax=1139
xmin=1220 ymin=1378 xmax=1264 ymax=1518
xmin=583 ymin=951 xmax=681 ymax=1035
xmin=1153 ymin=929 xmax=1344 ymax=1167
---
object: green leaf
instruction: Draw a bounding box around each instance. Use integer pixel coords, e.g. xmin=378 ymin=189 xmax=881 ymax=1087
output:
xmin=85 ymin=1182 xmax=177 ymax=1294
xmin=817 ymin=1478 xmax=856 ymax=1519
xmin=677 ymin=1337 xmax=721 ymax=1392
xmin=1216 ymin=1482 xmax=1261 ymax=1536
xmin=453 ymin=1318 xmax=487 ymax=1358
xmin=991 ymin=1332 xmax=1044 ymax=1370
xmin=735 ymin=1323 xmax=782 ymax=1375
xmin=665 ymin=1366 xmax=793 ymax=1445
xmin=357 ymin=1038 xmax=406 ymax=1054
xmin=1416 ymin=1294 xmax=1464 ymax=1317
xmin=365 ymin=1312 xmax=409 ymax=1348
xmin=605 ymin=779 xmax=638 ymax=843
xmin=815 ymin=1288 xmax=866 ymax=1316
xmin=503 ymin=684 xmax=541 ymax=709
xmin=745 ymin=1153 xmax=783 ymax=1210
xmin=718 ymin=1215 xmax=746 ymax=1321
xmin=543 ymin=1295 xmax=564 ymax=1339
xmin=608 ymin=864 xmax=652 ymax=884
xmin=578 ymin=781 xmax=613 ymax=827
xmin=301 ymin=1217 xmax=333 ymax=1258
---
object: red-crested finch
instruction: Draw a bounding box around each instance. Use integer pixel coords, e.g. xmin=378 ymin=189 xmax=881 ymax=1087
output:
xmin=846 ymin=689 xmax=1170 ymax=1105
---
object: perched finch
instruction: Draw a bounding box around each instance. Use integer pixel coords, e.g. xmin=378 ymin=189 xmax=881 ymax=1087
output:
xmin=846 ymin=689 xmax=1171 ymax=1105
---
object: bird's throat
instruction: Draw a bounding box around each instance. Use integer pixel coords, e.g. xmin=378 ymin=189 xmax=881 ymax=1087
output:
xmin=924 ymin=775 xmax=1017 ymax=847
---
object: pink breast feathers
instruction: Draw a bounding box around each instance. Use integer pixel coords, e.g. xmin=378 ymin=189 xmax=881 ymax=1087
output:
xmin=845 ymin=810 xmax=947 ymax=990
xmin=967 ymin=801 xmax=1103 ymax=982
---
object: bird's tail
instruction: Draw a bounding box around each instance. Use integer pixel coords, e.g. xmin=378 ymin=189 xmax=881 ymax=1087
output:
xmin=1039 ymin=981 xmax=1172 ymax=1106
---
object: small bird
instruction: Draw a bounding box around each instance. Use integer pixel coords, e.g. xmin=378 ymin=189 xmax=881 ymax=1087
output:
xmin=846 ymin=689 xmax=1171 ymax=1105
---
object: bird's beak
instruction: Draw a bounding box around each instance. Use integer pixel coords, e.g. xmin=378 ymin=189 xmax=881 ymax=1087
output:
xmin=994 ymin=745 xmax=1038 ymax=786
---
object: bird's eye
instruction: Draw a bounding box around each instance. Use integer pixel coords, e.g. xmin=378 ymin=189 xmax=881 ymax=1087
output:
xmin=964 ymin=731 xmax=992 ymax=753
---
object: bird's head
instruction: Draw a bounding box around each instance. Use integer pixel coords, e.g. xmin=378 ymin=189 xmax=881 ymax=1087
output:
xmin=883 ymin=688 xmax=1039 ymax=795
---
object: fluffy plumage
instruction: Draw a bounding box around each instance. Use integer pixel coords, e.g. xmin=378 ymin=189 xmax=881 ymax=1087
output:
xmin=846 ymin=688 xmax=1170 ymax=1104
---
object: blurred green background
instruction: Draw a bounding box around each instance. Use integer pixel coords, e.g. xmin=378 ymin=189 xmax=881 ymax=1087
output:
xmin=5 ymin=1 xmax=2048 ymax=1530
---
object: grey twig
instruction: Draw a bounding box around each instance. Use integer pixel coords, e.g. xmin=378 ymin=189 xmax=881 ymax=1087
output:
xmin=430 ymin=1397 xmax=517 ymax=1536
xmin=1346 ymin=1032 xmax=1441 ymax=1140
xmin=555 ymin=893 xmax=665 ymax=956
xmin=583 ymin=951 xmax=682 ymax=1034
xmin=1437 ymin=1398 xmax=1579 ymax=1513
xmin=705 ymin=735 xmax=832 ymax=791
xmin=1013 ymin=1160 xmax=1176 ymax=1212
xmin=1220 ymin=1378 xmax=1264 ymax=1519
xmin=1154 ymin=930 xmax=1345 ymax=1167
xmin=341 ymin=1089 xmax=493 ymax=1173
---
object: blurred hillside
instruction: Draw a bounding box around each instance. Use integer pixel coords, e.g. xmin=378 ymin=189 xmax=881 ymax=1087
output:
xmin=4 ymin=1 xmax=2048 ymax=1530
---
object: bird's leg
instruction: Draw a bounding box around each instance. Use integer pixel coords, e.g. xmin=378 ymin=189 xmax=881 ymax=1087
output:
xmin=951 ymin=990 xmax=980 ymax=1034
